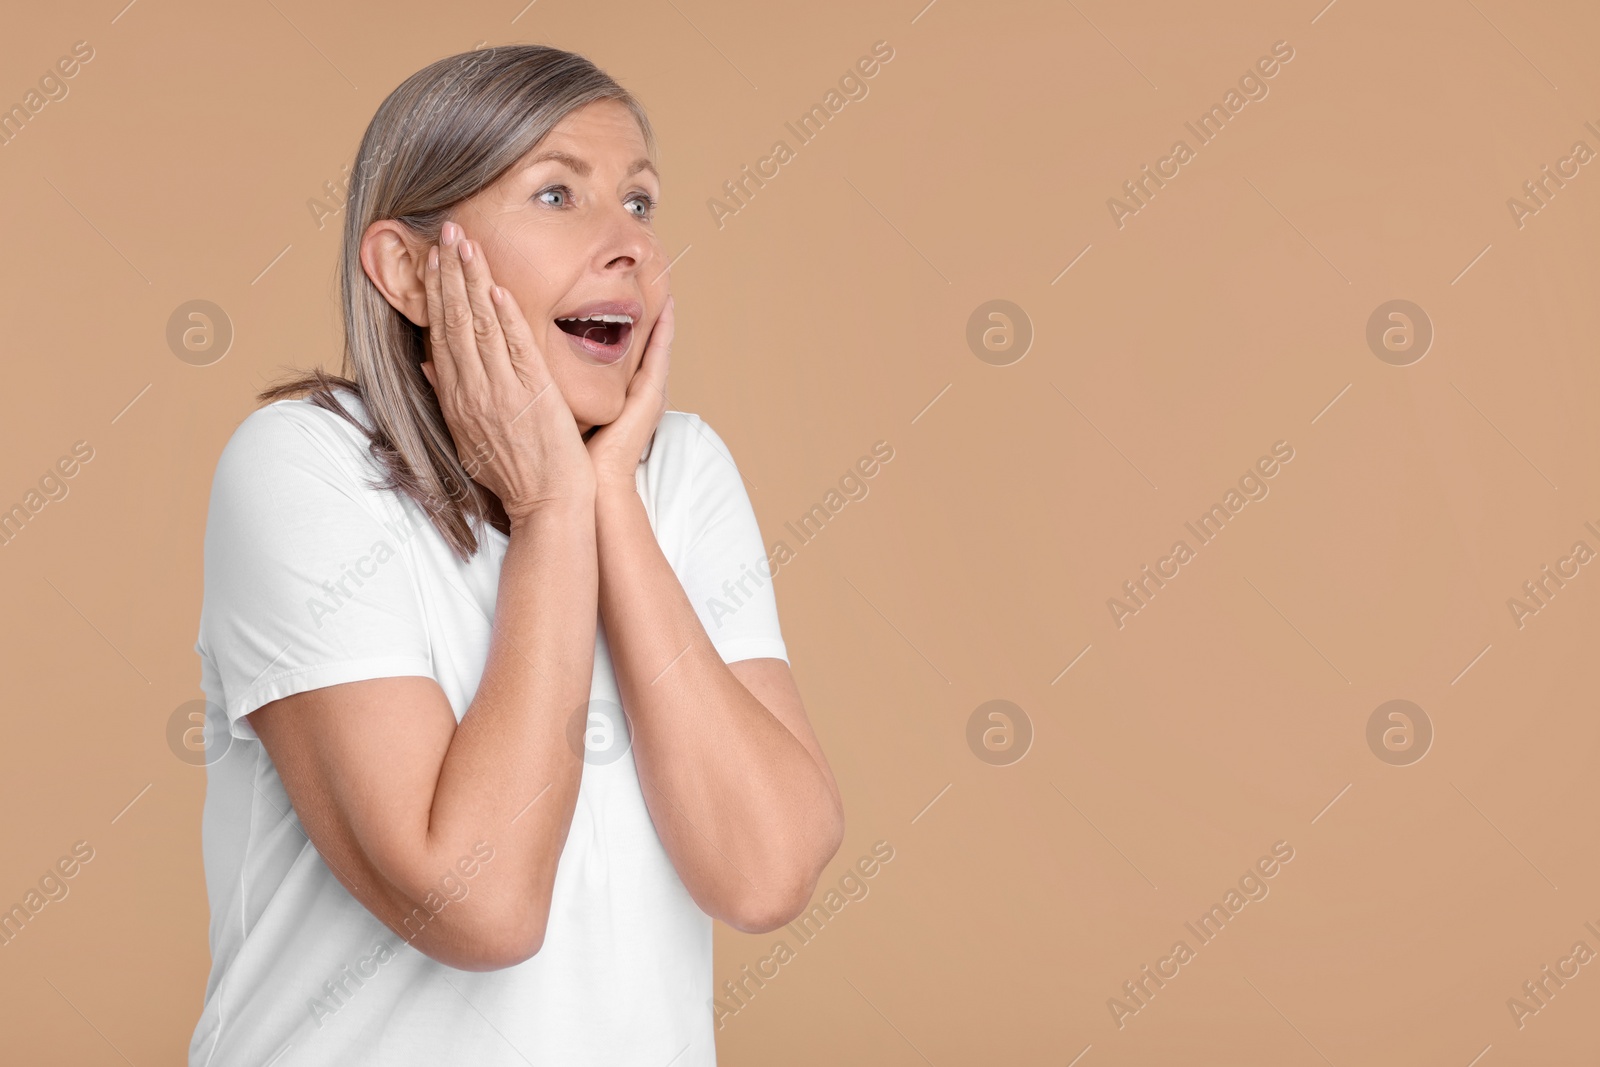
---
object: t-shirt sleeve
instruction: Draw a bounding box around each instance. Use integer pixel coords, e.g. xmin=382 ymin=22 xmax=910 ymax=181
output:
xmin=197 ymin=402 xmax=435 ymax=740
xmin=675 ymin=415 xmax=789 ymax=665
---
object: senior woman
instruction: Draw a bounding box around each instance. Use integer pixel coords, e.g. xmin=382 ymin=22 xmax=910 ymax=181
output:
xmin=188 ymin=44 xmax=843 ymax=1066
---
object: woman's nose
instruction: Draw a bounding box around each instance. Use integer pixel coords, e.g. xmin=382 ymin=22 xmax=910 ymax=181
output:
xmin=595 ymin=204 xmax=652 ymax=272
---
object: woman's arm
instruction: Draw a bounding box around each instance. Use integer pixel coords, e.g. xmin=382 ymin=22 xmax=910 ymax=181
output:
xmin=576 ymin=295 xmax=844 ymax=927
xmin=248 ymin=221 xmax=603 ymax=971
xmin=580 ymin=295 xmax=843 ymax=930
xmin=595 ymin=484 xmax=845 ymax=932
xmin=249 ymin=497 xmax=596 ymax=971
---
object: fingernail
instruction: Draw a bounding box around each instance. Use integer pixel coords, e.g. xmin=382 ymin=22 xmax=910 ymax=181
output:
xmin=460 ymin=239 xmax=474 ymax=262
xmin=442 ymin=222 xmax=458 ymax=245
xmin=428 ymin=247 xmax=439 ymax=271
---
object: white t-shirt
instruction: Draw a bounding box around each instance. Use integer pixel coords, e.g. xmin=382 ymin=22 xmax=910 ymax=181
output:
xmin=188 ymin=389 xmax=787 ymax=1067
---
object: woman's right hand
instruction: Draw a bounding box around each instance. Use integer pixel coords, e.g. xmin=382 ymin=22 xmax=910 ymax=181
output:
xmin=420 ymin=219 xmax=596 ymax=518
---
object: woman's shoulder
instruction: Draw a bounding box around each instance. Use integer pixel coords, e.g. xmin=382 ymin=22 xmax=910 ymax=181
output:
xmin=211 ymin=387 xmax=385 ymax=503
xmin=644 ymin=409 xmax=757 ymax=520
xmin=648 ymin=409 xmax=732 ymax=480
xmin=221 ymin=387 xmax=375 ymax=462
xmin=656 ymin=409 xmax=744 ymax=456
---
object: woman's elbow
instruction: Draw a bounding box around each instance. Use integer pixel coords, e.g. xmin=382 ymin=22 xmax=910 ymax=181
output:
xmin=726 ymin=822 xmax=846 ymax=933
xmin=460 ymin=918 xmax=547 ymax=971
xmin=418 ymin=900 xmax=550 ymax=972
xmin=723 ymin=887 xmax=811 ymax=935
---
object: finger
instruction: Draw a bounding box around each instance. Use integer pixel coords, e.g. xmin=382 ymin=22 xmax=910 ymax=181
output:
xmin=439 ymin=224 xmax=487 ymax=394
xmin=457 ymin=236 xmax=518 ymax=397
xmin=631 ymin=295 xmax=674 ymax=403
xmin=603 ymin=296 xmax=673 ymax=445
xmin=490 ymin=284 xmax=559 ymax=418
xmin=422 ymin=245 xmax=460 ymax=400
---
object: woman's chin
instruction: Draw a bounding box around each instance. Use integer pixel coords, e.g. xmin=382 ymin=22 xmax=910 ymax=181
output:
xmin=569 ymin=394 xmax=627 ymax=433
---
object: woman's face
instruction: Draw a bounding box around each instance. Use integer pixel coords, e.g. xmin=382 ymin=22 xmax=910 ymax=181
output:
xmin=390 ymin=98 xmax=668 ymax=435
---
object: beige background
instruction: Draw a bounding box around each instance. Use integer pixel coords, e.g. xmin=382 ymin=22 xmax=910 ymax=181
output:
xmin=2 ymin=0 xmax=1597 ymax=1063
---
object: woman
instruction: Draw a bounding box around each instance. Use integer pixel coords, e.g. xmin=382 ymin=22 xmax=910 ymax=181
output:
xmin=189 ymin=44 xmax=844 ymax=1066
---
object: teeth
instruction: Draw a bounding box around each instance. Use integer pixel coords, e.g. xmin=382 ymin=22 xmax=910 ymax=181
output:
xmin=556 ymin=313 xmax=633 ymax=324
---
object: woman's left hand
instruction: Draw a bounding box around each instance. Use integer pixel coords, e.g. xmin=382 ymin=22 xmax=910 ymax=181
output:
xmin=587 ymin=294 xmax=675 ymax=495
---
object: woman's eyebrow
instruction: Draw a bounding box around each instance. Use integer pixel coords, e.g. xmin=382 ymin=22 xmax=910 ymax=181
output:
xmin=520 ymin=150 xmax=657 ymax=179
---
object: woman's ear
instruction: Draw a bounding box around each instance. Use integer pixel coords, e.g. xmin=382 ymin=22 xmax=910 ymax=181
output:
xmin=361 ymin=219 xmax=431 ymax=327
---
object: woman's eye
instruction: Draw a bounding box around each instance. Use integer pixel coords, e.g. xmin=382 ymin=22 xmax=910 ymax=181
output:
xmin=627 ymin=193 xmax=658 ymax=220
xmin=537 ymin=185 xmax=569 ymax=208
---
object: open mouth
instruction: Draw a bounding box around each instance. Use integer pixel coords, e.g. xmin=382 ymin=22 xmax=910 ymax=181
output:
xmin=555 ymin=314 xmax=633 ymax=363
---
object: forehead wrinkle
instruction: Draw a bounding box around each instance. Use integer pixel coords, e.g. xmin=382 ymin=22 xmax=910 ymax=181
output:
xmin=517 ymin=149 xmax=657 ymax=182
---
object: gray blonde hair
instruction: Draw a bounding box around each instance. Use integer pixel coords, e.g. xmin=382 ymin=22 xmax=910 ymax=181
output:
xmin=258 ymin=44 xmax=655 ymax=561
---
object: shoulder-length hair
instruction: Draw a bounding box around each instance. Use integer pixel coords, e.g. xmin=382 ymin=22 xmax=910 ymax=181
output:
xmin=258 ymin=44 xmax=655 ymax=561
